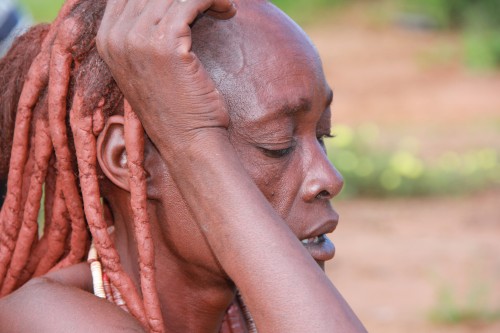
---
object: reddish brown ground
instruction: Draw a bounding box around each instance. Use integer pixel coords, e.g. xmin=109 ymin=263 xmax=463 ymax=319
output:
xmin=306 ymin=7 xmax=500 ymax=333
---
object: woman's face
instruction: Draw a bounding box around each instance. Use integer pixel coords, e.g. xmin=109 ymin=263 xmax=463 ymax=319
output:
xmin=152 ymin=2 xmax=343 ymax=277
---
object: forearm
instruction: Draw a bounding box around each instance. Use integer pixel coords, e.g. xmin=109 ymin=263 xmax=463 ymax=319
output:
xmin=158 ymin=131 xmax=367 ymax=333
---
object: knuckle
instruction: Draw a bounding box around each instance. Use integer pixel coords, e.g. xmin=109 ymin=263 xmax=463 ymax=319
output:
xmin=106 ymin=29 xmax=124 ymax=52
xmin=168 ymin=39 xmax=191 ymax=60
xmin=124 ymin=29 xmax=150 ymax=52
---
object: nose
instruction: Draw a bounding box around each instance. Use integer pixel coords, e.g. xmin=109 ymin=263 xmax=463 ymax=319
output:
xmin=302 ymin=150 xmax=344 ymax=203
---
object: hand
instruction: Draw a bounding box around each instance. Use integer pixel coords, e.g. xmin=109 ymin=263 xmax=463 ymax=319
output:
xmin=96 ymin=0 xmax=236 ymax=152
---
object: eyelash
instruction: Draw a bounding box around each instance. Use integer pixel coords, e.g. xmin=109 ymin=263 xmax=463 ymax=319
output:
xmin=317 ymin=133 xmax=335 ymax=145
xmin=261 ymin=146 xmax=294 ymax=158
xmin=261 ymin=133 xmax=335 ymax=159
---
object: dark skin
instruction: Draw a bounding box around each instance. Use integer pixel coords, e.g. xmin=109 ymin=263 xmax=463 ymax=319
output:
xmin=0 ymin=0 xmax=367 ymax=332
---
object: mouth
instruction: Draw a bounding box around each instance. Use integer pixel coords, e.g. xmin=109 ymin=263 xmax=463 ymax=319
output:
xmin=300 ymin=233 xmax=335 ymax=262
xmin=300 ymin=234 xmax=327 ymax=245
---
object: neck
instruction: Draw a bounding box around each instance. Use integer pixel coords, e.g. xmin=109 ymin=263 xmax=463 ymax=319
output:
xmin=154 ymin=248 xmax=235 ymax=332
xmin=110 ymin=197 xmax=234 ymax=333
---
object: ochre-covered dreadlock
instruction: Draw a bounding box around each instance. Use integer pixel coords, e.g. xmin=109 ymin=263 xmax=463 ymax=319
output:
xmin=0 ymin=1 xmax=164 ymax=332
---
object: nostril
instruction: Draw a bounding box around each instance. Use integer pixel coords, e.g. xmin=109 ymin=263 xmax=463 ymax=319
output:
xmin=316 ymin=190 xmax=331 ymax=200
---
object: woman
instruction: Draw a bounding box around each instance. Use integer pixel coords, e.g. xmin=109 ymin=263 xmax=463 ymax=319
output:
xmin=0 ymin=0 xmax=367 ymax=332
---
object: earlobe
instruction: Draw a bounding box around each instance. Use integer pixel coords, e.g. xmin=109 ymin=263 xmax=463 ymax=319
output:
xmin=97 ymin=115 xmax=130 ymax=192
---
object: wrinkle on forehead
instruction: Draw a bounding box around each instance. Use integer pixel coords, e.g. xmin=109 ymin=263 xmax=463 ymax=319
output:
xmin=191 ymin=0 xmax=326 ymax=122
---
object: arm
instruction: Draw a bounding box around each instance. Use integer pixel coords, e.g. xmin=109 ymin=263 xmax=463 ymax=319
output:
xmin=164 ymin=132 xmax=366 ymax=332
xmin=96 ymin=1 xmax=366 ymax=332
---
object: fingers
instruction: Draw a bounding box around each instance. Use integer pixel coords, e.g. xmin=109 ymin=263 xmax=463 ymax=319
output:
xmin=206 ymin=0 xmax=237 ymax=20
xmin=127 ymin=0 xmax=236 ymax=55
xmin=97 ymin=0 xmax=128 ymax=59
xmin=136 ymin=0 xmax=175 ymax=27
xmin=119 ymin=0 xmax=148 ymax=22
xmin=157 ymin=0 xmax=236 ymax=28
xmin=99 ymin=0 xmax=128 ymax=35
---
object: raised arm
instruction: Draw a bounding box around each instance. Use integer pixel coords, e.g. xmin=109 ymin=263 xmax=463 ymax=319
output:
xmin=97 ymin=0 xmax=367 ymax=332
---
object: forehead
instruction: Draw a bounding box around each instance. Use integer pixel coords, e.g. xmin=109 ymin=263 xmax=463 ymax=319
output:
xmin=192 ymin=1 xmax=329 ymax=123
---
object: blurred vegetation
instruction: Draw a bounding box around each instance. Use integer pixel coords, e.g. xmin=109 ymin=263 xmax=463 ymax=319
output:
xmin=17 ymin=0 xmax=500 ymax=198
xmin=429 ymin=281 xmax=500 ymax=325
xmin=327 ymin=124 xmax=500 ymax=198
xmin=271 ymin=0 xmax=344 ymax=24
xmin=400 ymin=0 xmax=500 ymax=30
xmin=19 ymin=0 xmax=64 ymax=23
xmin=400 ymin=0 xmax=500 ymax=69
xmin=19 ymin=0 xmax=343 ymax=24
xmin=20 ymin=0 xmax=500 ymax=69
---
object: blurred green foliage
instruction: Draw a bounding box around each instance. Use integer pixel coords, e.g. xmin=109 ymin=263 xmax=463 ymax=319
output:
xmin=271 ymin=0 xmax=344 ymax=24
xmin=327 ymin=124 xmax=500 ymax=198
xmin=16 ymin=1 xmax=499 ymax=198
xmin=402 ymin=0 xmax=500 ymax=30
xmin=429 ymin=281 xmax=500 ymax=325
xmin=19 ymin=0 xmax=342 ymax=24
xmin=19 ymin=0 xmax=65 ymax=23
xmin=464 ymin=31 xmax=500 ymax=69
xmin=401 ymin=0 xmax=500 ymax=69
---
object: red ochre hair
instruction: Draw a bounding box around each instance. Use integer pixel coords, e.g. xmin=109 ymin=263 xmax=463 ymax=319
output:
xmin=0 ymin=1 xmax=164 ymax=331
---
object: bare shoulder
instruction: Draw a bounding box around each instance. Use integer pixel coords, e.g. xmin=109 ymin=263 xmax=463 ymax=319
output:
xmin=0 ymin=264 xmax=145 ymax=333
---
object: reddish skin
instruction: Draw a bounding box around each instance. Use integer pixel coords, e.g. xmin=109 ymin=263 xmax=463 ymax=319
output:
xmin=124 ymin=100 xmax=164 ymax=332
xmin=0 ymin=1 xmax=368 ymax=332
xmin=1 ymin=116 xmax=53 ymax=295
xmin=97 ymin=0 xmax=367 ymax=332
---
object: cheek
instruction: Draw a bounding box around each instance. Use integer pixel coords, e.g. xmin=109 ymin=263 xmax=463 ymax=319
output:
xmin=232 ymin=142 xmax=303 ymax=220
xmin=155 ymin=173 xmax=219 ymax=268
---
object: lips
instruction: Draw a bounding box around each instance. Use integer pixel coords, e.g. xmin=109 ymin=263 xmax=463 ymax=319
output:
xmin=299 ymin=218 xmax=338 ymax=262
xmin=300 ymin=234 xmax=335 ymax=261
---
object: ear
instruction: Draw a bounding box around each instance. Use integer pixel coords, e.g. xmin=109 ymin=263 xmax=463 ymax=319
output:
xmin=97 ymin=115 xmax=130 ymax=192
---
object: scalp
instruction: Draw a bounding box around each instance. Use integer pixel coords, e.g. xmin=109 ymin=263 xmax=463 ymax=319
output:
xmin=191 ymin=0 xmax=322 ymax=120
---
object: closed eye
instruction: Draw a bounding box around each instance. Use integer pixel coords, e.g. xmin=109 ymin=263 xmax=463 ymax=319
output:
xmin=260 ymin=146 xmax=294 ymax=158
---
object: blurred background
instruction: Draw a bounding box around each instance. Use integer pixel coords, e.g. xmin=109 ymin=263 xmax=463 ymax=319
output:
xmin=12 ymin=0 xmax=500 ymax=332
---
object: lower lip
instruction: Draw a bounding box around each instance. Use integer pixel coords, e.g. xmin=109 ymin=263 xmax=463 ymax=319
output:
xmin=302 ymin=234 xmax=335 ymax=261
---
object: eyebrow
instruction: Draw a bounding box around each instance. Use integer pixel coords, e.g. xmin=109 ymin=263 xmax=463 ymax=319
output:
xmin=277 ymin=97 xmax=312 ymax=116
xmin=277 ymin=89 xmax=334 ymax=116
